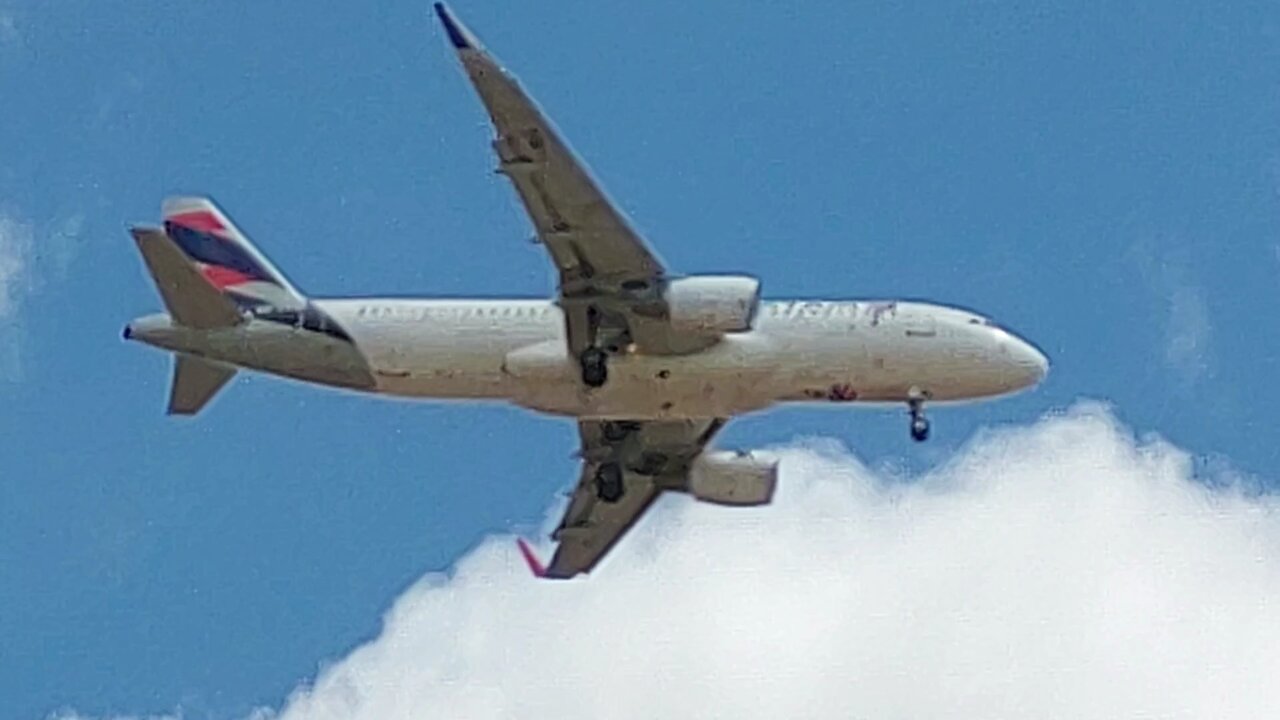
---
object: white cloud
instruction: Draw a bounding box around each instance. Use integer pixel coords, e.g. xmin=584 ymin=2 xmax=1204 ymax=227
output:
xmin=0 ymin=208 xmax=83 ymax=381
xmin=68 ymin=403 xmax=1280 ymax=720
xmin=0 ymin=211 xmax=31 ymax=320
xmin=0 ymin=2 xmax=18 ymax=55
xmin=0 ymin=16 xmax=15 ymax=48
xmin=0 ymin=211 xmax=32 ymax=379
xmin=1162 ymin=282 xmax=1211 ymax=384
xmin=45 ymin=212 xmax=84 ymax=281
xmin=1131 ymin=244 xmax=1214 ymax=387
xmin=47 ymin=707 xmax=180 ymax=712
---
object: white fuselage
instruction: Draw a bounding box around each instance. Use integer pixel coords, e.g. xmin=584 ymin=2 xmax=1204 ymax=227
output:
xmin=129 ymin=297 xmax=1047 ymax=420
xmin=328 ymin=297 xmax=1046 ymax=418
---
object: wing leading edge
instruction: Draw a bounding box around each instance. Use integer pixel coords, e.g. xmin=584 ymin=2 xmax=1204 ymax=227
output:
xmin=432 ymin=3 xmax=665 ymax=290
xmin=432 ymin=3 xmax=713 ymax=356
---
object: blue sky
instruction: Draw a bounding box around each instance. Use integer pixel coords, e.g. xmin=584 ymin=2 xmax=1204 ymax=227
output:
xmin=2 ymin=1 xmax=1279 ymax=718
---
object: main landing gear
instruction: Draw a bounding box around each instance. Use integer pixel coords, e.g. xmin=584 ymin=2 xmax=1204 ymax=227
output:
xmin=578 ymin=303 xmax=611 ymax=388
xmin=908 ymin=398 xmax=930 ymax=442
xmin=580 ymin=347 xmax=608 ymax=388
xmin=594 ymin=462 xmax=624 ymax=503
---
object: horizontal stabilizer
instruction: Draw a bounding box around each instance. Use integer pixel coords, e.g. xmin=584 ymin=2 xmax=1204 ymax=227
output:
xmin=131 ymin=226 xmax=242 ymax=329
xmin=169 ymin=354 xmax=236 ymax=416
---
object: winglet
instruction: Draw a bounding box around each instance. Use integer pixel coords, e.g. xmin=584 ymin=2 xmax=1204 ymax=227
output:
xmin=433 ymin=3 xmax=478 ymax=50
xmin=515 ymin=538 xmax=547 ymax=578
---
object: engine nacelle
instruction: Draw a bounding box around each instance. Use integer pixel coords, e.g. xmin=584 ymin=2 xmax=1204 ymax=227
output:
xmin=687 ymin=450 xmax=778 ymax=506
xmin=664 ymin=275 xmax=761 ymax=335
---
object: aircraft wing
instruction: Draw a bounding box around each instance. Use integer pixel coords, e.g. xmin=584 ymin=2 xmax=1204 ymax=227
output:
xmin=434 ymin=4 xmax=698 ymax=355
xmin=528 ymin=418 xmax=727 ymax=579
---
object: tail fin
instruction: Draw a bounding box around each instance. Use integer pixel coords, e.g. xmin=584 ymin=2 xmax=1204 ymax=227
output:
xmin=169 ymin=354 xmax=236 ymax=415
xmin=130 ymin=197 xmax=305 ymax=417
xmin=131 ymin=226 xmax=242 ymax=329
xmin=129 ymin=227 xmax=240 ymax=415
xmin=161 ymin=196 xmax=306 ymax=310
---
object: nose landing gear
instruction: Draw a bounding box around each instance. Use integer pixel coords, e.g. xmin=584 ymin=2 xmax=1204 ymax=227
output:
xmin=908 ymin=398 xmax=930 ymax=442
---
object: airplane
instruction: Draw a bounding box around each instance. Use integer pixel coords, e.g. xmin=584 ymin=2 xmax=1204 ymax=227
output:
xmin=122 ymin=3 xmax=1049 ymax=579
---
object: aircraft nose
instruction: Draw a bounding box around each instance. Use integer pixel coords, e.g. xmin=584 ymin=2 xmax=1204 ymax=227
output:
xmin=1006 ymin=335 xmax=1049 ymax=387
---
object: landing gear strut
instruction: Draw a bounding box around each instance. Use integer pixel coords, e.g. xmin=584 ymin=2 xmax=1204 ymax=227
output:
xmin=580 ymin=347 xmax=608 ymax=388
xmin=908 ymin=398 xmax=930 ymax=442
xmin=579 ymin=304 xmax=612 ymax=388
xmin=594 ymin=462 xmax=624 ymax=503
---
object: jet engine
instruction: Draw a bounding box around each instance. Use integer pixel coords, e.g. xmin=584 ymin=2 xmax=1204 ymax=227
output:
xmin=663 ymin=275 xmax=762 ymax=335
xmin=686 ymin=450 xmax=778 ymax=506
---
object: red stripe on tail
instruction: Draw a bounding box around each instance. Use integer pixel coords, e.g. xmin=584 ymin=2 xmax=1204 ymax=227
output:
xmin=200 ymin=265 xmax=255 ymax=290
xmin=168 ymin=211 xmax=227 ymax=235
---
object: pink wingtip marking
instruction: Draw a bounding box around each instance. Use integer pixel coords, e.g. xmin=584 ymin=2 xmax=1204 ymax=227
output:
xmin=516 ymin=538 xmax=547 ymax=578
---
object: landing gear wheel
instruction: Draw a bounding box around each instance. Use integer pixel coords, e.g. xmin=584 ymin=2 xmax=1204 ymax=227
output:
xmin=580 ymin=347 xmax=608 ymax=388
xmin=910 ymin=416 xmax=931 ymax=442
xmin=594 ymin=463 xmax=625 ymax=503
xmin=908 ymin=399 xmax=930 ymax=442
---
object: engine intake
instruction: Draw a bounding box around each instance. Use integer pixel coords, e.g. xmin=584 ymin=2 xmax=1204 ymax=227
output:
xmin=664 ymin=275 xmax=761 ymax=335
xmin=686 ymin=450 xmax=778 ymax=506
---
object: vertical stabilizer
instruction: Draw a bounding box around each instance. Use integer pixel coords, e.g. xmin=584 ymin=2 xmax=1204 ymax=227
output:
xmin=162 ymin=196 xmax=306 ymax=310
xmin=169 ymin=355 xmax=236 ymax=416
xmin=130 ymin=227 xmax=242 ymax=329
